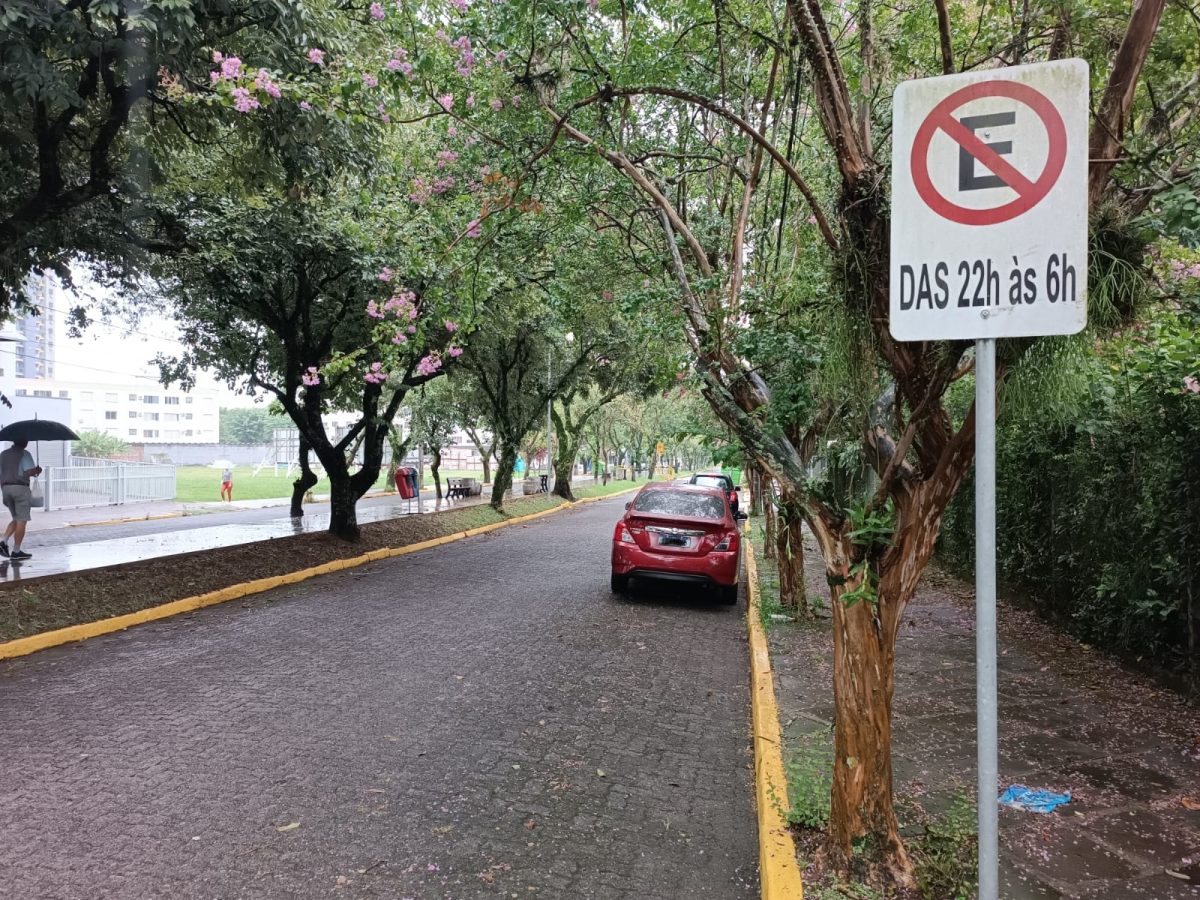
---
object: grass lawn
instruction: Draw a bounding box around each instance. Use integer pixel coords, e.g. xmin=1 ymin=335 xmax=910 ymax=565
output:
xmin=172 ymin=465 xmax=681 ymax=503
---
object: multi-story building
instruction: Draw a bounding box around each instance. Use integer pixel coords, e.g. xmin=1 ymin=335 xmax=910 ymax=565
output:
xmin=13 ymin=377 xmax=222 ymax=444
xmin=15 ymin=275 xmax=56 ymax=380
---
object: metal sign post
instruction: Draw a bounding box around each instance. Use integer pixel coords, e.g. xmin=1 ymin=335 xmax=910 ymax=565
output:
xmin=889 ymin=60 xmax=1089 ymax=899
xmin=975 ymin=336 xmax=998 ymax=899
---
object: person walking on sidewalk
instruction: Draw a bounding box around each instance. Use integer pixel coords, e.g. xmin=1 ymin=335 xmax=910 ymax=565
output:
xmin=220 ymin=466 xmax=234 ymax=502
xmin=0 ymin=439 xmax=42 ymax=560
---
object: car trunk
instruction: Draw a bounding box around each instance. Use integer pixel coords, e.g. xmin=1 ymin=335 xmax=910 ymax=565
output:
xmin=626 ymin=511 xmax=727 ymax=556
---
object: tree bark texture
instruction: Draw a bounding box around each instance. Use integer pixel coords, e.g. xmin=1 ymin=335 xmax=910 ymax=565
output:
xmin=774 ymin=484 xmax=807 ymax=611
xmin=290 ymin=436 xmax=318 ymax=517
xmin=491 ymin=444 xmax=518 ymax=510
xmin=430 ymin=447 xmax=443 ymax=500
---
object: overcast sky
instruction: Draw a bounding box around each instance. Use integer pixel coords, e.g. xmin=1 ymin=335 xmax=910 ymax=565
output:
xmin=43 ymin=274 xmax=261 ymax=408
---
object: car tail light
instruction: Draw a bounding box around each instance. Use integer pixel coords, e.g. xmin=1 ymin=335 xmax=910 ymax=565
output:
xmin=617 ymin=524 xmax=636 ymax=544
xmin=714 ymin=531 xmax=739 ymax=552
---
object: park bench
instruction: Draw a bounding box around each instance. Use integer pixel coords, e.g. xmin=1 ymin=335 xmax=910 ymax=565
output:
xmin=446 ymin=477 xmax=480 ymax=498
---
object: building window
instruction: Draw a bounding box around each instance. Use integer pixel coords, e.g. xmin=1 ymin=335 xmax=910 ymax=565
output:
xmin=165 ymin=396 xmax=180 ymax=405
xmin=185 ymin=396 xmax=194 ymax=404
xmin=184 ymin=430 xmax=194 ymax=437
xmin=143 ymin=429 xmax=158 ymax=438
xmin=164 ymin=413 xmax=179 ymax=422
xmin=183 ymin=413 xmax=193 ymax=420
xmin=146 ymin=412 xmax=159 ymax=421
xmin=33 ymin=390 xmax=51 ymax=398
xmin=105 ymin=411 xmax=117 ymax=420
xmin=129 ymin=411 xmax=138 ymax=418
xmin=142 ymin=395 xmax=159 ymax=404
xmin=58 ymin=390 xmax=68 ymax=398
xmin=15 ymin=389 xmax=26 ymax=397
xmin=129 ymin=429 xmax=137 ymax=436
xmin=129 ymin=393 xmax=138 ymax=401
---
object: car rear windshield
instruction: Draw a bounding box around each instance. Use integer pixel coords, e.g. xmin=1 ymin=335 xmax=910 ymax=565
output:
xmin=634 ymin=490 xmax=726 ymax=519
xmin=692 ymin=475 xmax=729 ymax=490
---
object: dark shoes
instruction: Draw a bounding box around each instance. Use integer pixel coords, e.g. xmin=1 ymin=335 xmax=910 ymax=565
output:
xmin=9 ymin=550 xmax=30 ymax=560
xmin=0 ymin=541 xmax=7 ymax=558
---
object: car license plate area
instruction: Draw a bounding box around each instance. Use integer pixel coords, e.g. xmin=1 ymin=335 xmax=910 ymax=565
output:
xmin=659 ymin=534 xmax=690 ymax=549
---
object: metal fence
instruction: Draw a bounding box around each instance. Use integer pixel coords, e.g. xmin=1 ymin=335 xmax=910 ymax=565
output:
xmin=43 ymin=459 xmax=177 ymax=511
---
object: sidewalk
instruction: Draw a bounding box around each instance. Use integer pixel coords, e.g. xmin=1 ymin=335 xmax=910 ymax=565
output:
xmin=764 ymin=538 xmax=1200 ymax=898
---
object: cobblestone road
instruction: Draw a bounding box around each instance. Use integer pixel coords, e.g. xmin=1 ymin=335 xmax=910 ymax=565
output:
xmin=0 ymin=498 xmax=758 ymax=899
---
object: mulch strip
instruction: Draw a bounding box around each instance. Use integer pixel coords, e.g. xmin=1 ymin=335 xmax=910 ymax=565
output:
xmin=0 ymin=496 xmax=561 ymax=643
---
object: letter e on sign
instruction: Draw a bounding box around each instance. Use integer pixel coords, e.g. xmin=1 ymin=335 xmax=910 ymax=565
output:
xmin=889 ymin=60 xmax=1088 ymax=341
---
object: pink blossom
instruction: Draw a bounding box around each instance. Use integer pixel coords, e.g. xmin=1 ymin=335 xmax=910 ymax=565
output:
xmin=466 ymin=219 xmax=482 ymax=238
xmin=449 ymin=0 xmax=469 ymax=10
xmin=231 ymin=87 xmax=260 ymax=113
xmin=398 ymin=61 xmax=413 ymax=77
xmin=511 ymin=95 xmax=521 ymax=107
xmin=392 ymin=47 xmax=409 ymax=60
xmin=602 ymin=290 xmax=613 ymax=300
xmin=437 ymin=93 xmax=454 ymax=111
xmin=378 ymin=267 xmax=393 ymax=282
xmin=466 ymin=93 xmax=476 ymax=108
xmin=212 ymin=50 xmax=224 ymax=63
xmin=370 ymin=2 xmax=385 ymax=19
xmin=490 ymin=98 xmax=503 ymax=111
xmin=435 ymin=29 xmax=449 ymax=42
xmin=437 ymin=149 xmax=459 ymax=168
xmin=301 ymin=367 xmax=321 ymax=387
xmin=387 ymin=58 xmax=404 ymax=71
xmin=452 ymin=36 xmax=472 ymax=50
xmin=407 ymin=324 xmax=417 ymax=333
xmin=1185 ymin=375 xmax=1200 ymax=394
xmin=363 ymin=73 xmax=379 ymax=88
xmin=210 ymin=71 xmax=220 ymax=83
xmin=392 ymin=331 xmax=408 ymax=344
xmin=495 ymin=50 xmax=508 ymax=62
xmin=416 ymin=353 xmax=443 ymax=376
xmin=366 ymin=300 xmax=384 ymax=318
xmin=299 ymin=100 xmax=313 ymax=111
xmin=465 ymin=134 xmax=479 ymax=146
xmin=448 ymin=346 xmax=463 ymax=358
xmin=378 ymin=104 xmax=391 ymax=123
xmin=444 ymin=320 xmax=459 ymax=332
xmin=364 ymin=362 xmax=388 ymax=384
xmin=220 ymin=56 xmax=242 ymax=80
xmin=588 ymin=0 xmax=598 ymax=8
xmin=447 ymin=125 xmax=458 ymax=137
xmin=308 ymin=48 xmax=325 ymax=65
xmin=431 ymin=175 xmax=456 ymax=194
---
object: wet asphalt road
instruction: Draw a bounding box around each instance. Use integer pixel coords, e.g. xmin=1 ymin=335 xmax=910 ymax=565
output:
xmin=0 ymin=497 xmax=758 ymax=899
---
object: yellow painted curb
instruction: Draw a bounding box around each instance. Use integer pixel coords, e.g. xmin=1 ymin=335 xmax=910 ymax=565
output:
xmin=744 ymin=528 xmax=806 ymax=899
xmin=0 ymin=490 xmax=639 ymax=662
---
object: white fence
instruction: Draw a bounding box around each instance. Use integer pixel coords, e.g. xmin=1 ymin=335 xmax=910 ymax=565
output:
xmin=43 ymin=458 xmax=177 ymax=511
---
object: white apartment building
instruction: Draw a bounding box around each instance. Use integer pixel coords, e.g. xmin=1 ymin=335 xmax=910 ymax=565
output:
xmin=13 ymin=377 xmax=222 ymax=443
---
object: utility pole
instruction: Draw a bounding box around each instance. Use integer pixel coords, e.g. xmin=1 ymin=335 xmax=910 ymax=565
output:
xmin=546 ymin=353 xmax=553 ymax=492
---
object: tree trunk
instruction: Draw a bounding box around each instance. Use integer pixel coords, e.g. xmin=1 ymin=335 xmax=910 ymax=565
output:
xmin=481 ymin=449 xmax=492 ymax=485
xmin=491 ymin=444 xmax=518 ymax=510
xmin=763 ymin=478 xmax=778 ymax=560
xmin=775 ymin=485 xmax=807 ymax=611
xmin=827 ymin=571 xmax=912 ymax=886
xmin=327 ymin=468 xmax=360 ymax=541
xmin=431 ymin=447 xmax=443 ymax=500
xmin=290 ymin=436 xmax=318 ymax=517
xmin=749 ymin=466 xmax=763 ymax=516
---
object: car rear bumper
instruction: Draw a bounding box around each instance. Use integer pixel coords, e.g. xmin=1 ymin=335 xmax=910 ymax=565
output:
xmin=611 ymin=542 xmax=740 ymax=587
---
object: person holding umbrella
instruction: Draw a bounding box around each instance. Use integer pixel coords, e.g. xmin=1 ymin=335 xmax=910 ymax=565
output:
xmin=0 ymin=439 xmax=42 ymax=560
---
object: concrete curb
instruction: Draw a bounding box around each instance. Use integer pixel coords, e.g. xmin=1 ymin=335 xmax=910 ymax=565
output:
xmin=744 ymin=529 xmax=806 ymax=899
xmin=0 ymin=488 xmax=639 ymax=662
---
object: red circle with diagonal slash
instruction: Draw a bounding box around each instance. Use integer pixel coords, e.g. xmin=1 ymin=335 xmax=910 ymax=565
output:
xmin=911 ymin=79 xmax=1066 ymax=226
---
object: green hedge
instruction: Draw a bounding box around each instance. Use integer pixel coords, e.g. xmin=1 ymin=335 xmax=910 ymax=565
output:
xmin=940 ymin=309 xmax=1200 ymax=675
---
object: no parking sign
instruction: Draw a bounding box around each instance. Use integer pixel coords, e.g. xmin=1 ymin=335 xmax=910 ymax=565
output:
xmin=890 ymin=60 xmax=1089 ymax=341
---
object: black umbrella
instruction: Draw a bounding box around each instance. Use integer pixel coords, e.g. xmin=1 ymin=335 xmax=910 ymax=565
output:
xmin=0 ymin=419 xmax=80 ymax=442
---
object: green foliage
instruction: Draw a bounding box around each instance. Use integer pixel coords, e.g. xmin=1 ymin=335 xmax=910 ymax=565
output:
xmin=910 ymin=795 xmax=978 ymax=900
xmin=941 ymin=300 xmax=1200 ymax=672
xmin=219 ymin=407 xmax=279 ymax=445
xmin=72 ymin=430 xmax=129 ymax=459
xmin=784 ymin=727 xmax=834 ymax=831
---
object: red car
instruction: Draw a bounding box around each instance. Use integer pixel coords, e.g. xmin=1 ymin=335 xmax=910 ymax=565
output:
xmin=611 ymin=483 xmax=747 ymax=604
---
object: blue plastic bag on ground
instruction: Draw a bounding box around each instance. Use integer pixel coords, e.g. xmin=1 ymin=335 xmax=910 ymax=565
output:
xmin=998 ymin=784 xmax=1071 ymax=813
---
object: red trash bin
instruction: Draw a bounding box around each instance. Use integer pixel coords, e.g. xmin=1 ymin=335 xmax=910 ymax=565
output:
xmin=395 ymin=466 xmax=416 ymax=499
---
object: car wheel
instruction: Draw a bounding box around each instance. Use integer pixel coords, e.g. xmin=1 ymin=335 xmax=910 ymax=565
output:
xmin=721 ymin=583 xmax=739 ymax=605
xmin=611 ymin=573 xmax=630 ymax=594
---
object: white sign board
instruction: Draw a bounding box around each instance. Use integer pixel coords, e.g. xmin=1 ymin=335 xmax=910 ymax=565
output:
xmin=890 ymin=60 xmax=1089 ymax=341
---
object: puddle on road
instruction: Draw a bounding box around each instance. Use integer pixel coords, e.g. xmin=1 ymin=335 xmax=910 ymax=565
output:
xmin=0 ymin=498 xmax=468 ymax=583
